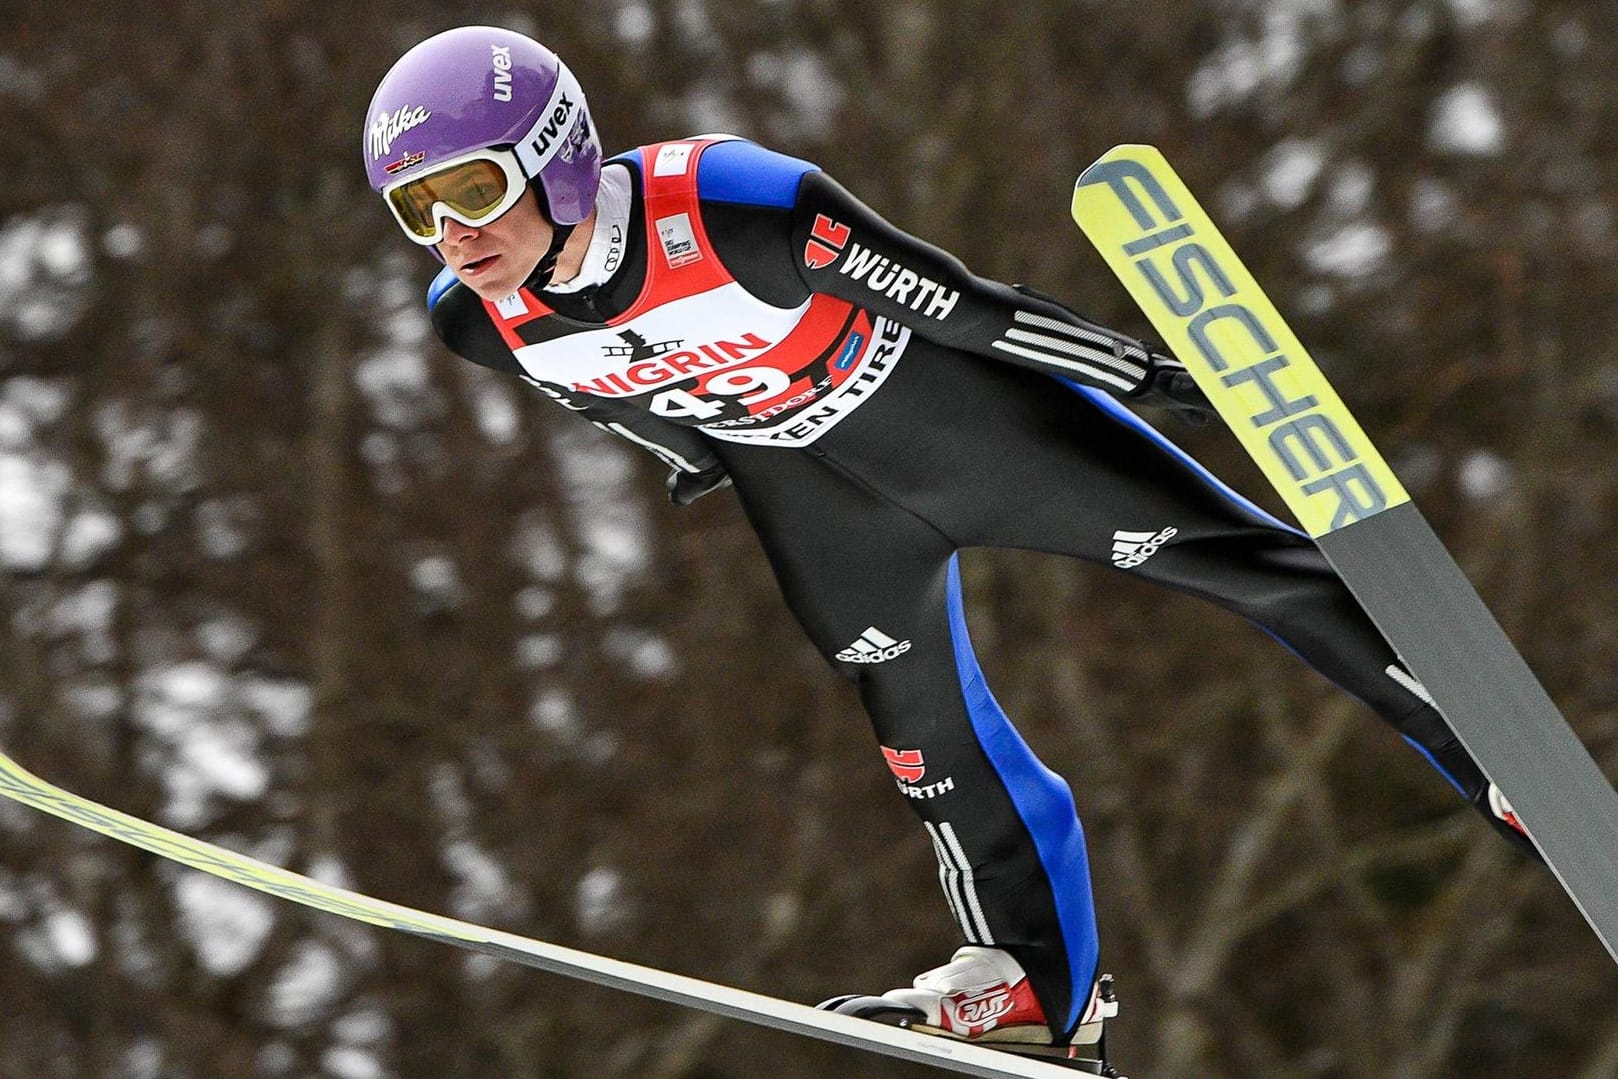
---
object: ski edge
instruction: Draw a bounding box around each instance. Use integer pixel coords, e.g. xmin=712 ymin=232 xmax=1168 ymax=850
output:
xmin=0 ymin=747 xmax=1083 ymax=1079
xmin=1318 ymin=504 xmax=1618 ymax=961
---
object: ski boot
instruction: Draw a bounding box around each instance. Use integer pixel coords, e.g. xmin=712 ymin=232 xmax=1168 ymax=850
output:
xmin=817 ymin=945 xmax=1123 ymax=1076
xmin=1480 ymin=782 xmax=1543 ymax=862
xmin=1488 ymin=783 xmax=1523 ymax=834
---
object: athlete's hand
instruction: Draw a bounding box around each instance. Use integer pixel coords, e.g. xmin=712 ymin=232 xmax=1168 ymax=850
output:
xmin=1131 ymin=351 xmax=1213 ymax=426
xmin=666 ymin=464 xmax=733 ymax=506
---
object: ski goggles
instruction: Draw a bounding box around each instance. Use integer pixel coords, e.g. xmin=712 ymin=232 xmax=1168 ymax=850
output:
xmin=380 ymin=147 xmax=529 ymax=245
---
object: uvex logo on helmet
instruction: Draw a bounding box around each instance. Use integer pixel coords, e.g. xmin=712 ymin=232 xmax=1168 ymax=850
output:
xmin=525 ymin=89 xmax=579 ymax=166
xmin=490 ymin=45 xmax=514 ymax=101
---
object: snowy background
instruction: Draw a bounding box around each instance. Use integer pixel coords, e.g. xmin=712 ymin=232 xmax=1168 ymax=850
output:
xmin=4 ymin=1 xmax=1618 ymax=1077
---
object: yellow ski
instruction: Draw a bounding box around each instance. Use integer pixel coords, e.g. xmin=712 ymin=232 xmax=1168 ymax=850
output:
xmin=0 ymin=748 xmax=1076 ymax=1078
xmin=1074 ymin=144 xmax=1618 ymax=965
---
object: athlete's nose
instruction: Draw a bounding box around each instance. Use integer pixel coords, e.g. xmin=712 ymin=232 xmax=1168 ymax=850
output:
xmin=441 ymin=217 xmax=481 ymax=245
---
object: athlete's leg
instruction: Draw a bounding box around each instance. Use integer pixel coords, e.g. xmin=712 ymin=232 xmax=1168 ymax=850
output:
xmin=716 ymin=444 xmax=1098 ymax=1038
xmin=902 ymin=369 xmax=1528 ymax=855
xmin=823 ymin=341 xmax=1524 ymax=855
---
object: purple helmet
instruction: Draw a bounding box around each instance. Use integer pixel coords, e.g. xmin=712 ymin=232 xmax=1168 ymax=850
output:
xmin=363 ymin=26 xmax=602 ymax=226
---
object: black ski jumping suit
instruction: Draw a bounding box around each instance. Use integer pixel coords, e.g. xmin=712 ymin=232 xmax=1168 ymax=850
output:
xmin=428 ymin=135 xmax=1506 ymax=1040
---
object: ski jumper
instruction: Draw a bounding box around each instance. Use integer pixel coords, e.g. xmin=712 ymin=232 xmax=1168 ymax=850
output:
xmin=428 ymin=136 xmax=1503 ymax=1040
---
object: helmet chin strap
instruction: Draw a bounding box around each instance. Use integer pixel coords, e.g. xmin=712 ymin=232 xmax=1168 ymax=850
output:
xmin=527 ymin=222 xmax=577 ymax=290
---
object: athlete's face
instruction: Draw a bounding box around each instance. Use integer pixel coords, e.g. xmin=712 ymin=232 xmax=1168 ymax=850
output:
xmin=437 ymin=188 xmax=554 ymax=301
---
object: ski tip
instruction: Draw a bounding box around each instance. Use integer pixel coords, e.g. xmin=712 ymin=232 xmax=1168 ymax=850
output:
xmin=1076 ymin=144 xmax=1161 ymax=185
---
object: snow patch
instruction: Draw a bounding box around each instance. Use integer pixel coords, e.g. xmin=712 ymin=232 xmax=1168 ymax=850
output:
xmin=61 ymin=507 xmax=123 ymax=568
xmin=512 ymin=516 xmax=566 ymax=583
xmin=0 ymin=383 xmax=112 ymax=566
xmin=197 ymin=613 xmax=258 ymax=664
xmin=515 ymin=585 xmax=555 ymax=620
xmin=1186 ymin=0 xmax=1336 ymax=117
xmin=93 ymin=400 xmax=204 ymax=494
xmin=121 ymin=1038 xmax=165 ymax=1079
xmin=0 ymin=206 xmax=92 ymax=342
xmin=3 ymin=376 xmax=72 ymax=429
xmin=1324 ymin=162 xmax=1376 ymax=217
xmin=254 ymin=1042 xmax=299 ymax=1076
xmin=322 ymin=1046 xmax=384 ymax=1079
xmin=0 ymin=870 xmax=25 ymax=921
xmin=355 ymin=346 xmax=432 ymax=430
xmin=747 ymin=48 xmax=843 ymax=140
xmin=1429 ymin=83 xmax=1505 ymax=156
xmin=1260 ymin=138 xmax=1325 ymax=210
xmin=44 ymin=906 xmax=97 ymax=966
xmin=614 ymin=2 xmax=656 ymax=46
xmin=1409 ymin=177 xmax=1460 ymax=233
xmin=551 ymin=427 xmax=650 ymax=614
xmin=440 ymin=838 xmax=517 ymax=922
xmin=65 ymin=680 xmax=123 ymax=723
xmin=196 ymin=496 xmax=257 ymax=560
xmin=265 ymin=940 xmax=347 ymax=1028
xmin=332 ymin=1006 xmax=392 ymax=1048
xmin=1458 ymin=450 xmax=1515 ymax=501
xmin=354 ymin=265 xmax=441 ymax=436
xmin=1304 ymin=222 xmax=1392 ymax=278
xmin=306 ymin=854 xmax=356 ymax=892
xmin=604 ymin=627 xmax=677 ymax=679
xmin=243 ymin=676 xmax=314 ymax=738
xmin=102 ymin=223 xmax=144 ymax=260
xmin=430 ymin=764 xmax=525 ymax=923
xmin=0 ymin=453 xmax=69 ymax=571
xmin=515 ymin=633 xmax=564 ymax=670
xmin=529 ymin=688 xmax=578 ymax=738
xmin=133 ymin=662 xmax=271 ymax=827
xmin=174 ymin=870 xmax=277 ymax=976
xmin=576 ymin=866 xmax=631 ymax=936
xmin=1444 ymin=0 xmax=1515 ymax=27
xmin=409 ymin=554 xmax=466 ymax=614
xmin=457 ymin=364 xmax=521 ymax=446
xmin=17 ymin=899 xmax=97 ymax=971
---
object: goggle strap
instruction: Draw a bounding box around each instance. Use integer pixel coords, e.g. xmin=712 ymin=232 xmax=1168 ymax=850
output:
xmin=529 ymin=223 xmax=576 ymax=289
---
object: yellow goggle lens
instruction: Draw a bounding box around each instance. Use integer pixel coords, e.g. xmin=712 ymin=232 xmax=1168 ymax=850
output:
xmin=386 ymin=159 xmax=514 ymax=238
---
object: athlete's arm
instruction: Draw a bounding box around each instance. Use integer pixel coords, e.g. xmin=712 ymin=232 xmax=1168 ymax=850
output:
xmin=695 ymin=141 xmax=1201 ymax=411
xmin=792 ymin=171 xmax=1172 ymax=394
xmin=428 ymin=271 xmax=728 ymax=484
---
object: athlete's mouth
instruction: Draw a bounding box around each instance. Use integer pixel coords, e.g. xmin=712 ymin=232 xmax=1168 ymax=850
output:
xmin=460 ymin=253 xmax=500 ymax=275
